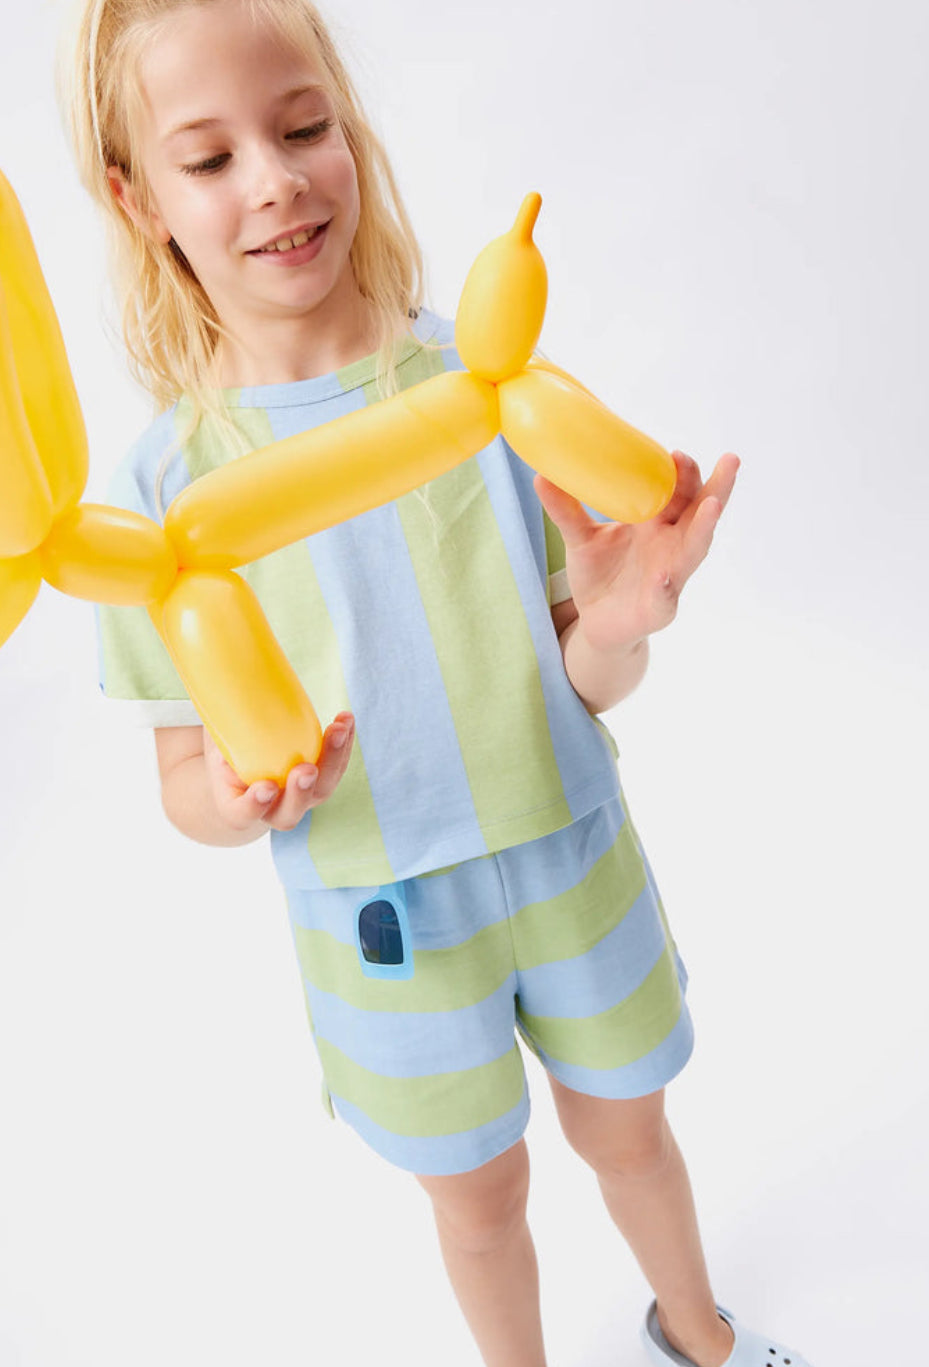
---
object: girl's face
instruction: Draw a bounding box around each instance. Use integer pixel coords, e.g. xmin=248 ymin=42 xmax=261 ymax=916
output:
xmin=110 ymin=1 xmax=364 ymax=366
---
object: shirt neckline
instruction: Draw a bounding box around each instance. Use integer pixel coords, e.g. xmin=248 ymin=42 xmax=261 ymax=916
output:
xmin=221 ymin=309 xmax=441 ymax=409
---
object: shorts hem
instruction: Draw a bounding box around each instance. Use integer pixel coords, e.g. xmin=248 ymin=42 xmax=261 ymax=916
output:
xmin=534 ymin=1006 xmax=695 ymax=1102
xmin=328 ymin=1090 xmax=532 ymax=1177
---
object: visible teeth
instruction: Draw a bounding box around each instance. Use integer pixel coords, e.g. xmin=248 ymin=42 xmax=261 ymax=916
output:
xmin=260 ymin=226 xmax=318 ymax=253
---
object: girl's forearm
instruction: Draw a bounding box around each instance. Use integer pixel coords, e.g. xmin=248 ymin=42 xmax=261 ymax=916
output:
xmin=160 ymin=753 xmax=268 ymax=847
xmin=559 ymin=621 xmax=650 ymax=714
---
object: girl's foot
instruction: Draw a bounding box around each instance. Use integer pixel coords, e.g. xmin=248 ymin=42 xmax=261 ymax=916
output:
xmin=641 ymin=1300 xmax=814 ymax=1367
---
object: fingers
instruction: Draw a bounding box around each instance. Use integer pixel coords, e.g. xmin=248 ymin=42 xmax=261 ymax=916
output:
xmin=672 ymin=495 xmax=723 ymax=589
xmin=533 ymin=473 xmax=599 ymax=547
xmin=661 ymin=451 xmax=739 ymax=526
xmin=261 ymin=712 xmax=355 ymax=831
xmin=658 ymin=453 xmax=739 ymax=600
xmin=703 ymin=452 xmax=740 ymax=514
xmin=659 ymin=452 xmax=703 ymax=522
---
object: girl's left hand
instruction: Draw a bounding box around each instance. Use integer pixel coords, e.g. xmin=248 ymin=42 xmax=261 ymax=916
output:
xmin=535 ymin=451 xmax=740 ymax=653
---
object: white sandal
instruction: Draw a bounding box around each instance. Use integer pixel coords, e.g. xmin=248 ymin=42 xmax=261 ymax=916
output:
xmin=641 ymin=1300 xmax=813 ymax=1367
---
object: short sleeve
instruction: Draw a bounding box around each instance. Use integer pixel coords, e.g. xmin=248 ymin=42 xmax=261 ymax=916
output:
xmin=97 ymin=410 xmax=200 ymax=728
xmin=97 ymin=601 xmax=197 ymax=716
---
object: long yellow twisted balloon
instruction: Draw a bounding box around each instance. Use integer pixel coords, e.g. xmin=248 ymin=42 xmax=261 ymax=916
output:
xmin=0 ymin=176 xmax=676 ymax=784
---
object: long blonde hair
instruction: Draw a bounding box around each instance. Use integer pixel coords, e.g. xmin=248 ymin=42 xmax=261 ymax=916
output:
xmin=63 ymin=0 xmax=424 ymax=432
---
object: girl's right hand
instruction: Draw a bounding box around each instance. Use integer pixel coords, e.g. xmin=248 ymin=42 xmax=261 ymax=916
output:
xmin=203 ymin=712 xmax=356 ymax=833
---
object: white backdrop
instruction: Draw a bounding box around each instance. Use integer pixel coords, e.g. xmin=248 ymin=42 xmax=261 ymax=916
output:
xmin=1 ymin=2 xmax=926 ymax=1365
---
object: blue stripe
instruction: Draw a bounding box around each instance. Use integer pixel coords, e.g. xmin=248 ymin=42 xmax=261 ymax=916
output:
xmin=262 ymin=383 xmax=367 ymax=434
xmin=515 ymin=883 xmax=669 ymax=1019
xmin=475 ymin=444 xmax=620 ymax=821
xmin=329 ymin=1085 xmax=530 ymax=1176
xmin=273 ymin=815 xmax=327 ymax=891
xmin=492 ymin=794 xmax=628 ymax=913
xmin=107 ymin=408 xmax=189 ymax=522
xmin=287 ymin=883 xmax=379 ymax=936
xmin=304 ymin=504 xmax=485 ymax=875
xmin=528 ymin=999 xmax=695 ymax=1100
xmin=306 ymin=974 xmax=518 ymax=1077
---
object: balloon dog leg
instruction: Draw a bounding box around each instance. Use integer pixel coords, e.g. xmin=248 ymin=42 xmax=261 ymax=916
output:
xmin=153 ymin=569 xmax=324 ymax=786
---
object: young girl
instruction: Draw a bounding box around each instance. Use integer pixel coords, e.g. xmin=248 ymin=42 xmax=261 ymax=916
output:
xmin=67 ymin=2 xmax=809 ymax=1365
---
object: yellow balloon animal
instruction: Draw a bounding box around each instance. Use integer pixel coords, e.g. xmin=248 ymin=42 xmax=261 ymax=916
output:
xmin=0 ymin=176 xmax=676 ymax=785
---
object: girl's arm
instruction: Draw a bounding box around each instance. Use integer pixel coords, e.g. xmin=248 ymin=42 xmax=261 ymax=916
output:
xmin=539 ymin=451 xmax=740 ymax=714
xmin=550 ymin=597 xmax=651 ymax=713
xmin=155 ymin=714 xmax=355 ymax=847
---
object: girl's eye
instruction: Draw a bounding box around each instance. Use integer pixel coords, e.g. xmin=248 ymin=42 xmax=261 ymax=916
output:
xmin=179 ymin=119 xmax=333 ymax=176
xmin=287 ymin=119 xmax=333 ymax=142
xmin=181 ymin=153 xmax=230 ymax=177
xmin=178 ymin=120 xmax=331 ymax=176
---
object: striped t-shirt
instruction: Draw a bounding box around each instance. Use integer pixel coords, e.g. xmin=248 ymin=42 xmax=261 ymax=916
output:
xmin=98 ymin=311 xmax=621 ymax=889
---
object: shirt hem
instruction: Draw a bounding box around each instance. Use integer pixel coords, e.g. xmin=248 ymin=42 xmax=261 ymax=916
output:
xmin=278 ymin=771 xmax=621 ymax=891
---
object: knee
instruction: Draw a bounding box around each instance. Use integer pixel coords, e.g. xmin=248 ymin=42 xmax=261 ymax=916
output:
xmin=588 ymin=1121 xmax=673 ymax=1182
xmin=416 ymin=1141 xmax=531 ymax=1255
xmin=559 ymin=1095 xmax=674 ymax=1181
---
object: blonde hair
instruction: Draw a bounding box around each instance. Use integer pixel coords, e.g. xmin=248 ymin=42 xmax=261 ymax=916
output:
xmin=63 ymin=0 xmax=424 ymax=434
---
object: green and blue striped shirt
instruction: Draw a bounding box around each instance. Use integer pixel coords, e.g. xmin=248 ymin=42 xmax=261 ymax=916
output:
xmin=99 ymin=312 xmax=621 ymax=888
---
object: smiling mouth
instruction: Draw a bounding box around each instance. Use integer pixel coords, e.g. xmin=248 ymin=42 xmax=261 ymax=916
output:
xmin=252 ymin=222 xmax=328 ymax=254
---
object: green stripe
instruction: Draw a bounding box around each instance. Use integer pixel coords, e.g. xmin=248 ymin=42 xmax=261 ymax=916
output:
xmin=397 ymin=463 xmax=571 ymax=846
xmin=543 ymin=508 xmax=567 ymax=583
xmin=316 ymin=1035 xmax=525 ymax=1137
xmin=177 ymin=393 xmax=258 ymax=477
xmin=509 ymin=817 xmax=646 ymax=968
xmin=293 ymin=916 xmax=515 ymax=1013
xmin=99 ymin=600 xmax=187 ymax=699
xmin=244 ymin=537 xmax=393 ymax=887
xmin=358 ymin=330 xmax=450 ymax=403
xmin=520 ymin=946 xmax=683 ymax=1069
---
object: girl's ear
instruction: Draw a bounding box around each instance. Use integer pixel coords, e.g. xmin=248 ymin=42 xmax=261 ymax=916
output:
xmin=106 ymin=166 xmax=172 ymax=245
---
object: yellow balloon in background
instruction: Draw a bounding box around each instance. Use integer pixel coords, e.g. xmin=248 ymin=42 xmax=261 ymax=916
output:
xmin=0 ymin=168 xmax=89 ymax=519
xmin=156 ymin=570 xmax=324 ymax=785
xmin=455 ymin=192 xmax=548 ymax=383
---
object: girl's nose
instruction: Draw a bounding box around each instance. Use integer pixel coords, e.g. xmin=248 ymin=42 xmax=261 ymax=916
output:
xmin=248 ymin=146 xmax=309 ymax=209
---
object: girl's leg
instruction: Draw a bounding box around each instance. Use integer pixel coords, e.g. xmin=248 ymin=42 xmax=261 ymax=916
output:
xmin=415 ymin=1138 xmax=547 ymax=1367
xmin=548 ymin=1079 xmax=734 ymax=1367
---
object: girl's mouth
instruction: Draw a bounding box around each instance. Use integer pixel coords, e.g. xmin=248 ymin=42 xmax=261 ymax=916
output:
xmin=249 ymin=221 xmax=329 ymax=263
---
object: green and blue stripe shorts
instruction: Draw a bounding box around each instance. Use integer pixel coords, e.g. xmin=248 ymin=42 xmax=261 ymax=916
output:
xmin=285 ymin=793 xmax=693 ymax=1176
